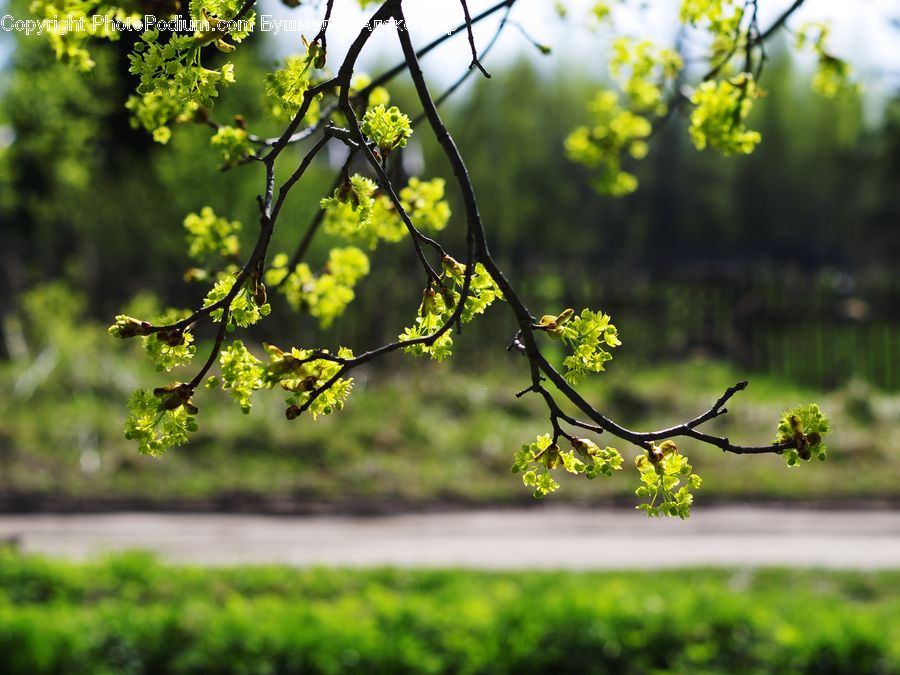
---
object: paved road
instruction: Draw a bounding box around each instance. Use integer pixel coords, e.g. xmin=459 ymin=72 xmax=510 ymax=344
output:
xmin=1 ymin=507 xmax=898 ymax=569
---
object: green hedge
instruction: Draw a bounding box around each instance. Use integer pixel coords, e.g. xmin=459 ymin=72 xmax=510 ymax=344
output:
xmin=0 ymin=550 xmax=897 ymax=674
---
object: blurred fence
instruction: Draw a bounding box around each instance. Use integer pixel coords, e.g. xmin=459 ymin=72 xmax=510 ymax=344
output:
xmin=600 ymin=276 xmax=900 ymax=391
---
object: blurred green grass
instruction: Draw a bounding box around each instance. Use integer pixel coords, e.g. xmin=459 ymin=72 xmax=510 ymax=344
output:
xmin=0 ymin=549 xmax=898 ymax=674
xmin=2 ymin=283 xmax=899 ymax=506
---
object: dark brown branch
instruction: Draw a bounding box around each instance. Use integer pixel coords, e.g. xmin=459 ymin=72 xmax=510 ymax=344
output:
xmin=357 ymin=0 xmax=516 ymax=102
xmin=413 ymin=3 xmax=512 ymax=128
xmin=312 ymin=0 xmax=336 ymax=55
xmin=756 ymin=0 xmax=806 ymax=43
xmin=459 ymin=0 xmax=491 ymax=78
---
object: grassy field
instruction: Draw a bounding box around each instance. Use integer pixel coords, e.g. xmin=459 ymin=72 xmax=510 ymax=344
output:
xmin=2 ymin=283 xmax=899 ymax=507
xmin=0 ymin=550 xmax=897 ymax=674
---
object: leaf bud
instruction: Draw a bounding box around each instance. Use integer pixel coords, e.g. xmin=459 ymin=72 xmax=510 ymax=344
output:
xmin=555 ymin=308 xmax=575 ymax=325
xmin=440 ymin=286 xmax=457 ymax=308
xmin=153 ymin=382 xmax=194 ymax=411
xmin=313 ymin=46 xmax=327 ymax=70
xmin=285 ymin=405 xmax=302 ymax=420
xmin=214 ymin=39 xmax=235 ymax=53
xmin=541 ymin=443 xmax=562 ymax=470
xmin=659 ymin=440 xmax=678 ymax=456
xmin=159 ymin=330 xmax=187 ymax=347
xmin=537 ymin=314 xmax=558 ymax=329
xmin=298 ymin=375 xmax=319 ymax=392
xmin=253 ymin=282 xmax=268 ymax=307
xmin=109 ymin=315 xmax=153 ymax=338
xmin=441 ymin=255 xmax=466 ymax=278
xmin=571 ymin=437 xmax=599 ymax=459
xmin=422 ymin=287 xmax=438 ymax=316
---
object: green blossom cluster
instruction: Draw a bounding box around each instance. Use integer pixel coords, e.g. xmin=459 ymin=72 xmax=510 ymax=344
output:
xmin=127 ymin=30 xmax=236 ymax=142
xmin=680 ymin=0 xmax=743 ymax=56
xmin=203 ymin=275 xmax=272 ymax=331
xmin=565 ymin=91 xmax=652 ymax=196
xmin=265 ymin=47 xmax=323 ymax=122
xmin=142 ymin=309 xmax=196 ymax=373
xmin=265 ymin=247 xmax=370 ymax=328
xmin=29 ymin=0 xmax=141 ymax=71
xmin=321 ymin=175 xmax=379 ymax=236
xmin=322 ymin=176 xmax=450 ymax=250
xmin=212 ymin=339 xmax=264 ymax=413
xmin=795 ymin=23 xmax=859 ymax=99
xmin=189 ymin=0 xmax=255 ymax=39
xmin=776 ymin=404 xmax=830 ymax=467
xmin=511 ymin=434 xmax=623 ymax=499
xmin=589 ymin=1 xmax=614 ymax=23
xmin=184 ymin=207 xmax=242 ymax=264
xmin=610 ymin=38 xmax=683 ymax=115
xmin=124 ymin=387 xmax=199 ymax=456
xmin=634 ymin=441 xmax=702 ymax=518
xmin=210 ymin=125 xmax=255 ymax=168
xmin=399 ymin=258 xmax=503 ymax=362
xmin=689 ymin=74 xmax=762 ymax=155
xmin=536 ymin=308 xmax=621 ymax=385
xmin=208 ymin=341 xmax=356 ymax=419
xmin=268 ymin=344 xmax=355 ymax=419
xmin=567 ymin=38 xmax=680 ymax=196
xmin=108 ymin=310 xmax=196 ymax=372
xmin=360 ymin=105 xmax=412 ymax=154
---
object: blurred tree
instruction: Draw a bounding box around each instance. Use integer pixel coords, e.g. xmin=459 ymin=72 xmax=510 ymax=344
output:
xmin=7 ymin=0 xmax=881 ymax=513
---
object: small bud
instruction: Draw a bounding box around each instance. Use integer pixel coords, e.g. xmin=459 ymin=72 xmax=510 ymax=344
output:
xmin=314 ymin=47 xmax=327 ymax=70
xmin=659 ymin=440 xmax=678 ymax=456
xmin=537 ymin=314 xmax=558 ymax=329
xmin=253 ymin=282 xmax=267 ymax=307
xmin=555 ymin=308 xmax=575 ymax=325
xmin=109 ymin=315 xmax=153 ymax=338
xmin=422 ymin=287 xmax=438 ymax=316
xmin=571 ymin=437 xmax=599 ymax=459
xmin=441 ymin=255 xmax=466 ymax=278
xmin=298 ymin=376 xmax=318 ymax=392
xmin=214 ymin=39 xmax=235 ymax=53
xmin=160 ymin=330 xmax=187 ymax=347
xmin=285 ymin=405 xmax=302 ymax=420
xmin=153 ymin=382 xmax=194 ymax=411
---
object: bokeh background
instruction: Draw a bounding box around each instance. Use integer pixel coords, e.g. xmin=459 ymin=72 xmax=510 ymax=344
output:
xmin=2 ymin=0 xmax=899 ymax=507
xmin=0 ymin=0 xmax=899 ymax=672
